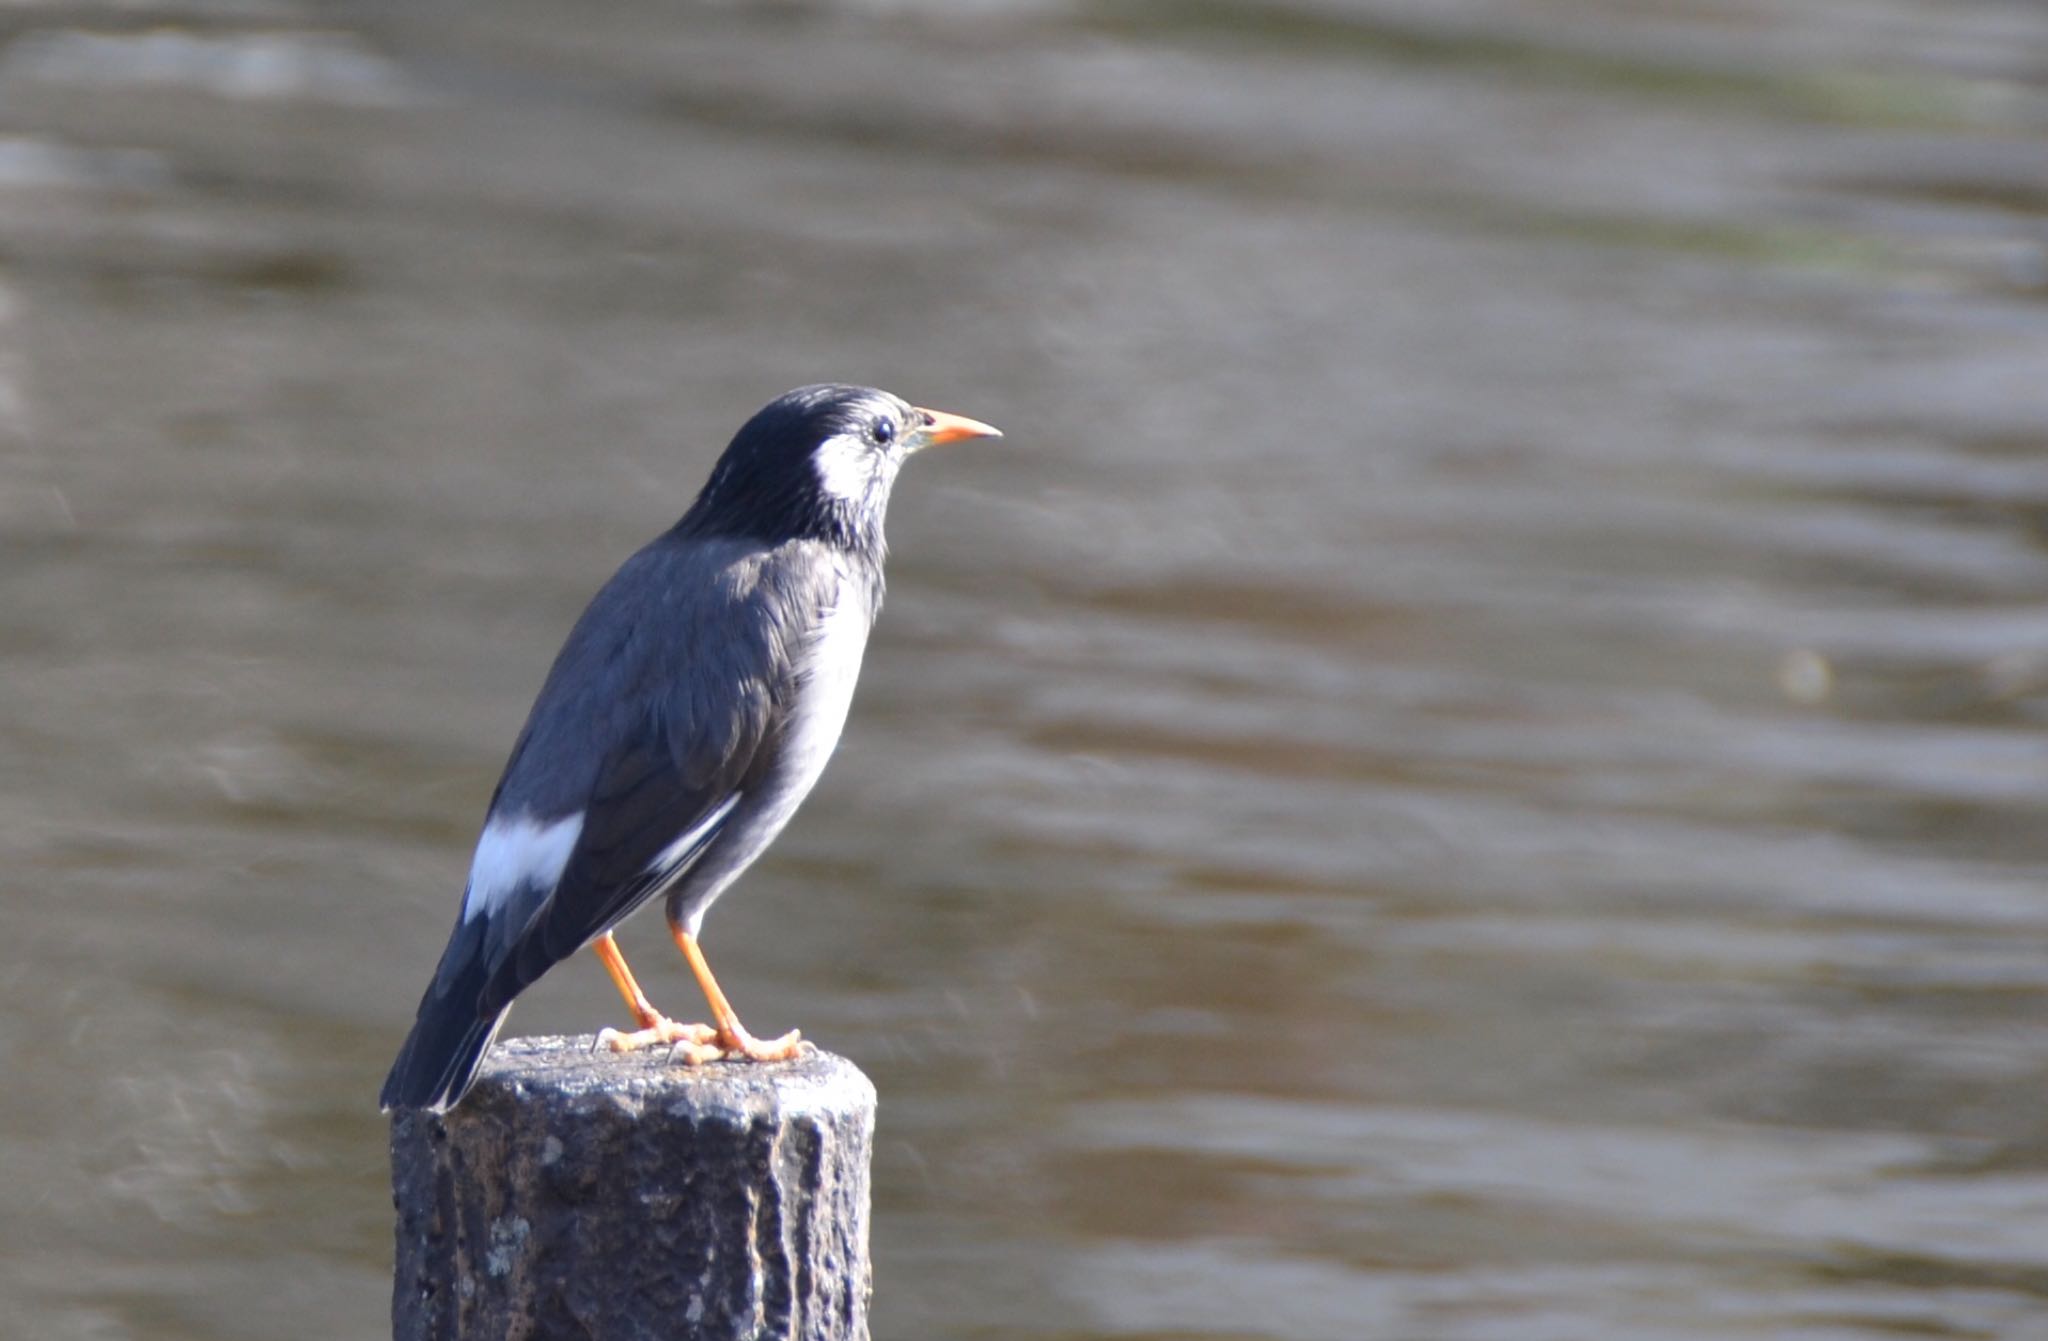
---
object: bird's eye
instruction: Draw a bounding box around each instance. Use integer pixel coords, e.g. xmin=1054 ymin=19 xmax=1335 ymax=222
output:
xmin=871 ymin=415 xmax=897 ymax=447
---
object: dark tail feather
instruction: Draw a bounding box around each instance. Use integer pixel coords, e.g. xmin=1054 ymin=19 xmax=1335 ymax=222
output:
xmin=380 ymin=920 xmax=511 ymax=1114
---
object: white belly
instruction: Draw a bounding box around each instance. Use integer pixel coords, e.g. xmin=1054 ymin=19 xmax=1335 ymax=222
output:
xmin=778 ymin=588 xmax=872 ymax=802
xmin=668 ymin=573 xmax=873 ymax=931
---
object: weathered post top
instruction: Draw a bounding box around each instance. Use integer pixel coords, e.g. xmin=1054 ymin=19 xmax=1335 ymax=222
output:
xmin=390 ymin=1037 xmax=876 ymax=1341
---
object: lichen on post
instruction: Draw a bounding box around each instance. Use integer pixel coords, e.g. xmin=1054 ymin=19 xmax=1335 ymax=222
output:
xmin=389 ymin=1037 xmax=876 ymax=1341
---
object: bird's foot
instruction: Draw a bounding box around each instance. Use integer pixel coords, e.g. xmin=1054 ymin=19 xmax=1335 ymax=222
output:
xmin=712 ymin=1023 xmax=805 ymax=1063
xmin=595 ymin=1017 xmax=805 ymax=1065
xmin=656 ymin=1023 xmax=805 ymax=1066
xmin=597 ymin=1015 xmax=718 ymax=1054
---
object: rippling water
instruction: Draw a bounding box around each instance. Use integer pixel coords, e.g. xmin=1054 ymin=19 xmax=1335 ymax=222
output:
xmin=3 ymin=3 xmax=2047 ymax=1338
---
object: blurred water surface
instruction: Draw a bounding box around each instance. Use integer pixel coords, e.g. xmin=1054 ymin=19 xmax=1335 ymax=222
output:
xmin=3 ymin=2 xmax=2048 ymax=1338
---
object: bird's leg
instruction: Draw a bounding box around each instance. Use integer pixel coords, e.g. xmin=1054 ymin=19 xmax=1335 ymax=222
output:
xmin=670 ymin=924 xmax=804 ymax=1062
xmin=591 ymin=931 xmax=719 ymax=1055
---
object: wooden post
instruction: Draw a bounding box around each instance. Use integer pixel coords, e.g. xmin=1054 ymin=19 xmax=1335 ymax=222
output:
xmin=389 ymin=1036 xmax=875 ymax=1340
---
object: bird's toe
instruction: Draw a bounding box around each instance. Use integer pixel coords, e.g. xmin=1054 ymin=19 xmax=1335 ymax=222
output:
xmin=718 ymin=1025 xmax=805 ymax=1062
xmin=599 ymin=1016 xmax=718 ymax=1054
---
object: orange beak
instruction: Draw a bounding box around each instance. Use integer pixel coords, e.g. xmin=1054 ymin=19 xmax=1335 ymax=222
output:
xmin=912 ymin=406 xmax=1003 ymax=449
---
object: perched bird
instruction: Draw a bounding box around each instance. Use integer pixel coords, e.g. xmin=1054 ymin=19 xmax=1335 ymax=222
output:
xmin=380 ymin=384 xmax=1000 ymax=1113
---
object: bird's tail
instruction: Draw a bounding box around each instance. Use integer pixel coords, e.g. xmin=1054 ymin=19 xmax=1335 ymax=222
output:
xmin=379 ymin=917 xmax=510 ymax=1114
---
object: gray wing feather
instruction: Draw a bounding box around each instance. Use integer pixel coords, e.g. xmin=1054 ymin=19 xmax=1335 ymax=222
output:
xmin=471 ymin=536 xmax=821 ymax=1012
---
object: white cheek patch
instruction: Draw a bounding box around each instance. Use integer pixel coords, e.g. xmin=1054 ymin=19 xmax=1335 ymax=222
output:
xmin=462 ymin=811 xmax=585 ymax=922
xmin=811 ymin=431 xmax=884 ymax=506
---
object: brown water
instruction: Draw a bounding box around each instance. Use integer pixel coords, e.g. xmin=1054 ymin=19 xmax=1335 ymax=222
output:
xmin=4 ymin=3 xmax=2048 ymax=1338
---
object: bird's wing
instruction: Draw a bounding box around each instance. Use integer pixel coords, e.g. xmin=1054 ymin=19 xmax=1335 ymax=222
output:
xmin=466 ymin=538 xmax=800 ymax=1013
xmin=490 ymin=704 xmax=771 ymax=1001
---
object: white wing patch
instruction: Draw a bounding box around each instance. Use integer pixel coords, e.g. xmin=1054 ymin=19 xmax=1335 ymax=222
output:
xmin=643 ymin=792 xmax=742 ymax=881
xmin=462 ymin=811 xmax=585 ymax=922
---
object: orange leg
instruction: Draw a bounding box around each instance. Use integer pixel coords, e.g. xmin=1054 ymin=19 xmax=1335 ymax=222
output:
xmin=671 ymin=924 xmax=804 ymax=1062
xmin=591 ymin=931 xmax=717 ymax=1055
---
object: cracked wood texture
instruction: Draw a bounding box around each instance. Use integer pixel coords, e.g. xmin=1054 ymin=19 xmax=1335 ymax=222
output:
xmin=390 ymin=1037 xmax=875 ymax=1340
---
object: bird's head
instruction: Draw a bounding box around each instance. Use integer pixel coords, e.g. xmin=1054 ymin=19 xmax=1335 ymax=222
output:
xmin=683 ymin=384 xmax=1001 ymax=552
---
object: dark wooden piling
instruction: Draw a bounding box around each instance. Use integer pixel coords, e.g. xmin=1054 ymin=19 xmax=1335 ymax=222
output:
xmin=390 ymin=1036 xmax=875 ymax=1340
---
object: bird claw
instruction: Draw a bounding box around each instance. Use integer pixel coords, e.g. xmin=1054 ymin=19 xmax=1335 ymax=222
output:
xmin=661 ymin=1025 xmax=806 ymax=1067
xmin=598 ymin=1016 xmax=718 ymax=1054
xmin=664 ymin=1036 xmax=728 ymax=1066
xmin=592 ymin=1006 xmax=805 ymax=1066
xmin=716 ymin=1025 xmax=805 ymax=1063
